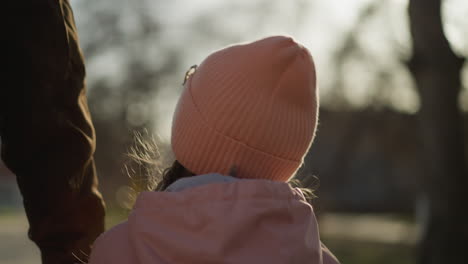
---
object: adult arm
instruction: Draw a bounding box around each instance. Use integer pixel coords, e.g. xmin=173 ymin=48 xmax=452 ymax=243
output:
xmin=1 ymin=0 xmax=105 ymax=263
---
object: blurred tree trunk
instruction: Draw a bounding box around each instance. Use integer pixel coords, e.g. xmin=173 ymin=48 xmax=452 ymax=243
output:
xmin=408 ymin=0 xmax=468 ymax=263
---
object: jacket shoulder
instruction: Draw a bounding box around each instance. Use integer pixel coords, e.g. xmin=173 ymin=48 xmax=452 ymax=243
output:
xmin=88 ymin=221 xmax=135 ymax=263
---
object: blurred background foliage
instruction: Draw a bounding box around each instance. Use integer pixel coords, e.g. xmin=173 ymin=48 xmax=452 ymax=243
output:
xmin=1 ymin=0 xmax=467 ymax=263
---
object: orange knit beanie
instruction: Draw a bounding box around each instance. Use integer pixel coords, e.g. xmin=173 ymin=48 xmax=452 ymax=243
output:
xmin=171 ymin=36 xmax=318 ymax=182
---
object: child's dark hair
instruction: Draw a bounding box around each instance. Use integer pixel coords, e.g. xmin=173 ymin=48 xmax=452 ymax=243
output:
xmin=154 ymin=160 xmax=194 ymax=191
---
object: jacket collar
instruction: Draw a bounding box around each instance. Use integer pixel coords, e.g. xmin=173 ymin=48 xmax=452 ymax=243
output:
xmin=165 ymin=173 xmax=238 ymax=192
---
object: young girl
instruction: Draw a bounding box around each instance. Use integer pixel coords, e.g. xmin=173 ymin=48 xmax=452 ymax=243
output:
xmin=89 ymin=36 xmax=339 ymax=264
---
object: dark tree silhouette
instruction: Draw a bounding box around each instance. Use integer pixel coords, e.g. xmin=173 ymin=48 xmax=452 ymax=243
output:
xmin=408 ymin=0 xmax=468 ymax=263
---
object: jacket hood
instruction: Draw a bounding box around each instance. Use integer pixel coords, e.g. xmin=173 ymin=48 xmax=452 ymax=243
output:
xmin=89 ymin=176 xmax=339 ymax=264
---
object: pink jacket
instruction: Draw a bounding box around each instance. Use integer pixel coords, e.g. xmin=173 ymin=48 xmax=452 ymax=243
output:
xmin=89 ymin=175 xmax=339 ymax=264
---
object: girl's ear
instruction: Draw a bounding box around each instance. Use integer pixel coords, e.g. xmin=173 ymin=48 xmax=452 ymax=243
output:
xmin=228 ymin=165 xmax=237 ymax=177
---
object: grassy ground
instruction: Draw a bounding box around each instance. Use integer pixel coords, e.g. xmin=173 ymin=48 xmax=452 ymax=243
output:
xmin=0 ymin=209 xmax=416 ymax=264
xmin=324 ymin=238 xmax=415 ymax=264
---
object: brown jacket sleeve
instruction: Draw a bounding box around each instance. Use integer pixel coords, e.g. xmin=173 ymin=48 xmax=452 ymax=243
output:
xmin=1 ymin=0 xmax=105 ymax=263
